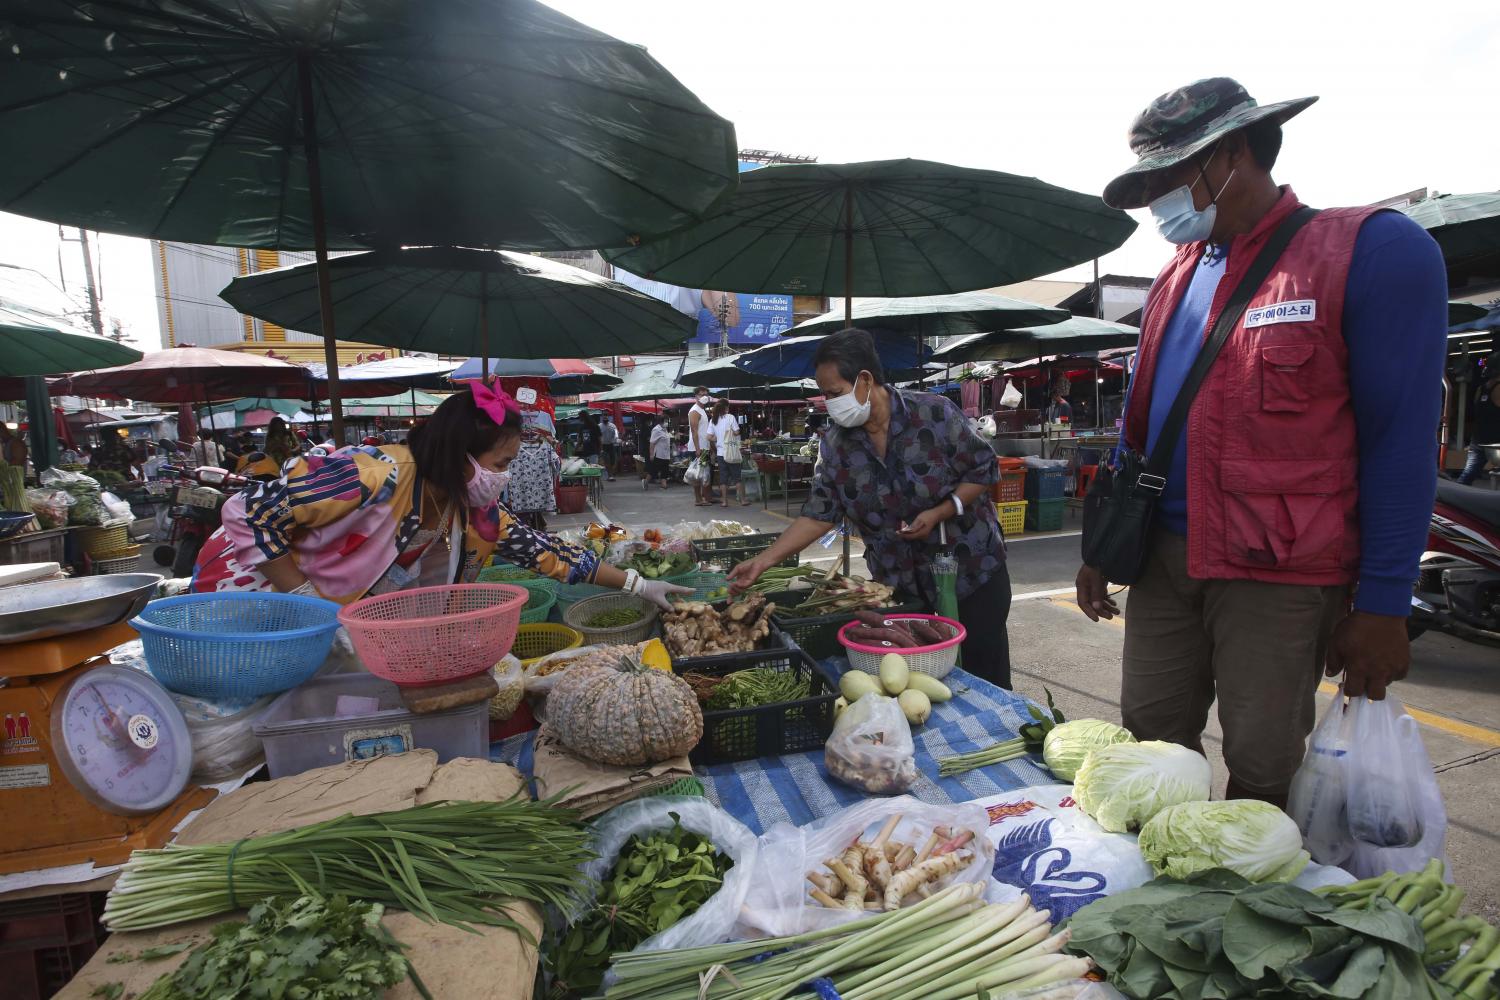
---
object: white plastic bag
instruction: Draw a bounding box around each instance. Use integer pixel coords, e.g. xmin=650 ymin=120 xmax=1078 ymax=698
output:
xmin=1342 ymin=694 xmax=1447 ymax=878
xmin=999 ymin=379 xmax=1023 ymax=408
xmin=1287 ymin=691 xmax=1356 ymax=866
xmin=823 ymin=695 xmax=916 ymax=795
xmin=684 ymin=457 xmax=708 ymax=484
xmin=100 ymin=490 xmax=134 ymax=524
xmin=488 ymin=655 xmax=524 ymax=721
xmin=575 ymin=795 xmax=758 ymax=956
xmin=737 ymin=795 xmax=995 ymax=939
xmin=170 ymin=690 xmax=276 ymax=782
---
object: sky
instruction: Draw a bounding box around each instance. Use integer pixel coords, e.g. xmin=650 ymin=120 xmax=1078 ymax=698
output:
xmin=1 ymin=0 xmax=1496 ymax=350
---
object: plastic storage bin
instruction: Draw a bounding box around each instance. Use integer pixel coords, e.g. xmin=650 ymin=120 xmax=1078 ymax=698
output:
xmin=992 ymin=458 xmax=1027 ymax=503
xmin=690 ymin=533 xmax=799 ymax=572
xmin=0 ymin=892 xmax=104 ymax=1000
xmin=253 ymin=672 xmax=487 ymax=778
xmin=1025 ymin=497 xmax=1066 ymax=532
xmin=995 ymin=500 xmax=1027 ymax=537
xmin=1023 ymin=467 xmax=1068 ymax=502
xmin=673 ymin=644 xmax=837 ymax=765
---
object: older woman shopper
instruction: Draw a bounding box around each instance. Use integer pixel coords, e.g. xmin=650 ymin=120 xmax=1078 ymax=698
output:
xmin=194 ymin=383 xmax=689 ymax=608
xmin=728 ymin=328 xmax=1012 ymax=687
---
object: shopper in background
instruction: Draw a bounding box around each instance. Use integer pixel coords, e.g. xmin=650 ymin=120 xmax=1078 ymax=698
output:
xmin=579 ymin=412 xmax=602 ymax=467
xmin=187 ymin=428 xmax=225 ymax=470
xmin=708 ymin=399 xmax=749 ymax=507
xmin=688 ymin=386 xmax=714 ymax=506
xmin=648 ymin=415 xmax=673 ymax=489
xmin=1457 ymin=351 xmax=1500 ymax=485
xmin=600 ymin=416 xmax=620 ymax=480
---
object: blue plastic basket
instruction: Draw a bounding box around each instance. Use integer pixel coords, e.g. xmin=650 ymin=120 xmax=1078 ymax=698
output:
xmin=133 ymin=592 xmax=342 ymax=700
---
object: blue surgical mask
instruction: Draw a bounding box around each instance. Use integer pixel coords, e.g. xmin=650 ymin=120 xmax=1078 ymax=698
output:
xmin=1148 ymin=164 xmax=1236 ymax=245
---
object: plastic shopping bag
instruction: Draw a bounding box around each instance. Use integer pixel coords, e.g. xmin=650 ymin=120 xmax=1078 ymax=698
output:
xmin=571 ymin=795 xmax=758 ymax=957
xmin=1342 ymin=694 xmax=1447 ymax=878
xmin=999 ymin=379 xmax=1023 ymax=409
xmin=1287 ymin=689 xmax=1356 ymax=866
xmin=824 ymin=694 xmax=917 ymax=795
xmin=684 ymin=456 xmax=708 ymax=484
xmin=737 ymin=794 xmax=995 ymax=939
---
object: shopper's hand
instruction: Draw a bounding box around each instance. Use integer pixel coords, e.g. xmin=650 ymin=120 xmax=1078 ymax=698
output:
xmin=1075 ymin=564 xmax=1119 ymax=622
xmin=727 ymin=554 xmax=772 ymax=595
xmin=633 ymin=578 xmax=694 ymax=611
xmin=897 ymin=505 xmax=947 ymax=542
xmin=1326 ymin=610 xmax=1410 ymax=700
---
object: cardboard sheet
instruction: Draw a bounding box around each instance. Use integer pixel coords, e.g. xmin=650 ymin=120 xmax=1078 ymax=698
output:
xmin=57 ymin=751 xmax=543 ymax=1000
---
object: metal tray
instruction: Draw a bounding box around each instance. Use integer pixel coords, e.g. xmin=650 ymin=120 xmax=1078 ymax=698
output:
xmin=0 ymin=573 xmax=162 ymax=644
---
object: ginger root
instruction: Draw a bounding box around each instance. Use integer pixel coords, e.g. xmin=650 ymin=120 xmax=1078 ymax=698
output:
xmin=662 ymin=593 xmax=777 ymax=658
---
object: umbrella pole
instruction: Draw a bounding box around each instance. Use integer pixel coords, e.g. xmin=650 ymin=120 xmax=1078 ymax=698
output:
xmin=843 ymin=192 xmax=854 ymax=326
xmin=297 ymin=54 xmax=345 ymax=445
xmin=480 ymin=272 xmax=490 ymax=382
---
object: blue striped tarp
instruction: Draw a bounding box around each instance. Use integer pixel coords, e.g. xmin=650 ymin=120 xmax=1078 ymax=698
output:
xmin=492 ymin=663 xmax=1053 ymax=835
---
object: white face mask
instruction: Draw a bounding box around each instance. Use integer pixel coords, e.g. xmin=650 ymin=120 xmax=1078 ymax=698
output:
xmin=698 ymin=395 xmax=711 ymax=406
xmin=825 ymin=374 xmax=873 ymax=428
xmin=1148 ymin=160 xmax=1236 ymax=245
xmin=465 ymin=455 xmax=509 ymax=506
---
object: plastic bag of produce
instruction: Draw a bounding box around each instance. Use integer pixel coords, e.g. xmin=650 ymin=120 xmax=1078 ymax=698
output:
xmin=1341 ymin=694 xmax=1447 ymax=878
xmin=25 ymin=487 xmax=73 ymax=529
xmin=172 ymin=690 xmax=276 ymax=782
xmin=575 ymin=796 xmax=758 ymax=956
xmin=995 ymin=983 xmax=1127 ymax=1000
xmin=737 ymin=794 xmax=995 ymax=938
xmin=1287 ymin=689 xmax=1357 ymax=866
xmin=100 ymin=490 xmax=134 ymax=524
xmin=488 ymin=655 xmax=524 ymax=721
xmin=824 ymin=694 xmax=917 ymax=795
xmin=41 ymin=466 xmax=110 ymax=525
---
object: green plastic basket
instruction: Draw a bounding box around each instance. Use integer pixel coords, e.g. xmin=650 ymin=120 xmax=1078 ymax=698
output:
xmin=520 ymin=587 xmax=557 ymax=625
xmin=646 ymin=777 xmax=705 ymax=799
xmin=663 ymin=570 xmax=730 ymax=603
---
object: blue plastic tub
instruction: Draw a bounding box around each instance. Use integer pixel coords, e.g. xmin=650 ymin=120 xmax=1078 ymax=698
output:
xmin=133 ymin=592 xmax=341 ymax=700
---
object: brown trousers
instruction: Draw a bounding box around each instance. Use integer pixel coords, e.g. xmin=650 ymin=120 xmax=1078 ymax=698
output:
xmin=1121 ymin=530 xmax=1347 ymax=795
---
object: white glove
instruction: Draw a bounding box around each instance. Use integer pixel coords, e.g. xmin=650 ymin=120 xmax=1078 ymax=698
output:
xmin=628 ymin=574 xmax=693 ymax=611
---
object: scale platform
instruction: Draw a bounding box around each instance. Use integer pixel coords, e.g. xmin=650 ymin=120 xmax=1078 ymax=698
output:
xmin=0 ymin=621 xmax=216 ymax=876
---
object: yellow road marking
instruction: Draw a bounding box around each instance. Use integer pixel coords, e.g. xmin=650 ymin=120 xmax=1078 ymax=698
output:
xmin=1042 ymin=597 xmax=1500 ymax=748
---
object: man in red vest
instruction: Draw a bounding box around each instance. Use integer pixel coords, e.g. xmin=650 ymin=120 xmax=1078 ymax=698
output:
xmin=1075 ymin=78 xmax=1447 ymax=805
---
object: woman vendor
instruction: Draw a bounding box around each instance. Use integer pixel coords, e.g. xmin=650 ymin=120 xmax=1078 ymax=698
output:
xmin=194 ymin=383 xmax=690 ymax=608
xmin=727 ymin=328 xmax=1012 ymax=687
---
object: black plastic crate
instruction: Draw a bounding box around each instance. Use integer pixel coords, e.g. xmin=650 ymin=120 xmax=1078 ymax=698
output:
xmin=690 ymin=533 xmax=799 ymax=572
xmin=667 ymin=614 xmax=796 ymax=673
xmin=0 ymin=892 xmax=105 ymax=1000
xmin=765 ymin=589 xmax=927 ymax=661
xmin=673 ymin=644 xmax=837 ymax=764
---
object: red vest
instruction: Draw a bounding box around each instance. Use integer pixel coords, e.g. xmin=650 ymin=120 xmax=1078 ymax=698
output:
xmin=1124 ymin=187 xmax=1384 ymax=586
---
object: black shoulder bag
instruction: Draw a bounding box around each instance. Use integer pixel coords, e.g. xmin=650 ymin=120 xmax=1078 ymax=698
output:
xmin=1081 ymin=207 xmax=1319 ymax=584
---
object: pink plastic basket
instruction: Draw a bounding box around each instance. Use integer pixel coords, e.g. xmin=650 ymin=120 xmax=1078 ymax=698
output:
xmin=837 ymin=613 xmax=967 ymax=679
xmin=338 ymin=584 xmax=528 ymax=687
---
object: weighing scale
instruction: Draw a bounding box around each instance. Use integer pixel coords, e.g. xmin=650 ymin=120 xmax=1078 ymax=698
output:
xmin=0 ymin=594 xmax=216 ymax=876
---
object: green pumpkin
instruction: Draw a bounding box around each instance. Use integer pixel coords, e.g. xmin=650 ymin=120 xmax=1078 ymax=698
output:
xmin=546 ymin=655 xmax=703 ymax=766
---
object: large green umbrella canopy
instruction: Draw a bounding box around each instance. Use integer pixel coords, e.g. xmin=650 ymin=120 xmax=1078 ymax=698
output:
xmin=342 ymin=391 xmax=449 ymax=417
xmin=0 ymin=302 xmax=141 ymax=376
xmin=589 ymin=362 xmax=690 ymax=403
xmin=220 ymin=247 xmax=695 ymax=369
xmin=605 ymin=159 xmax=1137 ymax=322
xmin=1400 ymin=192 xmax=1500 ymax=286
xmin=201 ymin=397 xmax=310 ymax=430
xmin=787 ymin=292 xmax=1068 ymax=339
xmin=0 ymin=0 xmax=737 ymax=435
xmin=720 ymin=380 xmax=819 ymax=401
xmin=933 ymin=316 xmax=1139 ymax=364
xmin=678 ymin=357 xmax=775 ymax=390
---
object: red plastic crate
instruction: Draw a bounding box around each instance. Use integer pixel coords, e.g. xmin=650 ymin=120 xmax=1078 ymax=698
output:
xmin=0 ymin=893 xmax=105 ymax=1000
xmin=991 ymin=458 xmax=1027 ymax=503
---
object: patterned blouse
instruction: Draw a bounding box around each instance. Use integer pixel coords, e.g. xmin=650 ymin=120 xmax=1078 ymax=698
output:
xmin=192 ymin=444 xmax=599 ymax=605
xmin=801 ymin=389 xmax=1003 ymax=604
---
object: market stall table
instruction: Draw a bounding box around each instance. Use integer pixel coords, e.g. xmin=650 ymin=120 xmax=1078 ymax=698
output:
xmin=494 ymin=665 xmax=1051 ymax=835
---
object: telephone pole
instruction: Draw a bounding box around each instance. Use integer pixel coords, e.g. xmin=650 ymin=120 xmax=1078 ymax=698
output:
xmin=77 ymin=228 xmax=104 ymax=338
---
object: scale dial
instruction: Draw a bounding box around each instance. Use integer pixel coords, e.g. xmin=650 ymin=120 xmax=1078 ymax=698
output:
xmin=49 ymin=665 xmax=193 ymax=816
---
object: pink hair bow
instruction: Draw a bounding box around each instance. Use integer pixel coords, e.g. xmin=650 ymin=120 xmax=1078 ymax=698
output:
xmin=471 ymin=380 xmax=522 ymax=424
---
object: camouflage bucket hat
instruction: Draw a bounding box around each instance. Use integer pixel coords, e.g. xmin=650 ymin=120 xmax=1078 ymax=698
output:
xmin=1102 ymin=77 xmax=1317 ymax=210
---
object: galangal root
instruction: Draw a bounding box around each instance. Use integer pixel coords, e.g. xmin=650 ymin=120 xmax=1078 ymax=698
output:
xmin=805 ymin=813 xmax=977 ymax=912
xmin=662 ymin=592 xmax=777 ymax=657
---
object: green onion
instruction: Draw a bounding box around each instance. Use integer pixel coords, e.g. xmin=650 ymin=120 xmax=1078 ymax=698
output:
xmin=102 ymin=799 xmax=594 ymax=939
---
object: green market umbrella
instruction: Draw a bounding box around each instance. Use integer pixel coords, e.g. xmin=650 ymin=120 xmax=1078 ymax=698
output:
xmin=220 ymin=248 xmax=694 ymax=374
xmin=0 ymin=0 xmax=738 ymax=436
xmin=0 ymin=302 xmax=141 ymax=376
xmin=1400 ymin=192 xmax=1500 ymax=286
xmin=720 ymin=380 xmax=819 ymax=401
xmin=933 ymin=316 xmax=1139 ymax=364
xmin=787 ymin=292 xmax=1068 ymax=339
xmin=1450 ymin=301 xmax=1489 ymax=326
xmin=589 ymin=362 xmax=695 ymax=404
xmin=201 ymin=397 xmax=311 ymax=430
xmin=342 ymin=391 xmax=448 ymax=418
xmin=606 ymin=158 xmax=1137 ymax=323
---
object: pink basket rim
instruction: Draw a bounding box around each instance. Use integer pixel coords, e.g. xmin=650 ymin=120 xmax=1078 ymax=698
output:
xmin=836 ymin=613 xmax=967 ymax=654
xmin=337 ymin=583 xmax=528 ymax=630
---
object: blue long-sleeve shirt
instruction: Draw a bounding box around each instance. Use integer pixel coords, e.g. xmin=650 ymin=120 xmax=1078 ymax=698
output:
xmin=1141 ymin=210 xmax=1447 ymax=616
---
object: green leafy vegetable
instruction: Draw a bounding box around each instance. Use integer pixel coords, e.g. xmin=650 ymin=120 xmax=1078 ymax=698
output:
xmin=1041 ymin=718 xmax=1134 ymax=781
xmin=703 ymin=666 xmax=809 ymax=710
xmin=138 ymin=893 xmax=421 ymax=1000
xmin=937 ymin=686 xmax=1066 ymax=777
xmin=548 ymin=814 xmax=732 ymax=998
xmin=1138 ymin=800 xmax=1310 ymax=884
xmin=90 ymin=985 xmax=123 ymax=1000
xmin=1072 ymin=740 xmax=1211 ymax=833
xmin=1065 ymin=871 xmax=1440 ymax=1000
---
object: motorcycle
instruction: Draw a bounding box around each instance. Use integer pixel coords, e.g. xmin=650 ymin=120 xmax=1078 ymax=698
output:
xmin=151 ymin=465 xmax=248 ymax=577
xmin=1410 ymin=478 xmax=1500 ymax=645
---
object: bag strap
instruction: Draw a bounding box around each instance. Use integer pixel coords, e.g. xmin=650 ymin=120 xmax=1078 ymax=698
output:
xmin=1140 ymin=206 xmax=1320 ymax=491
